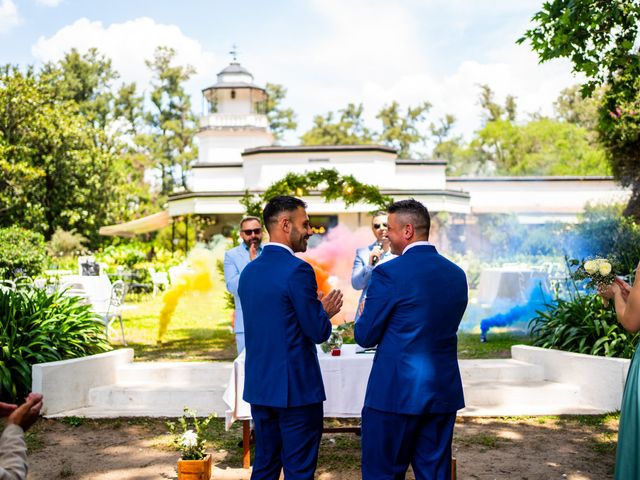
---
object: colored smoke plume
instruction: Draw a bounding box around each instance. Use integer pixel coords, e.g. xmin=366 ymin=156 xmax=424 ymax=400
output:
xmin=157 ymin=247 xmax=217 ymax=343
xmin=300 ymin=224 xmax=375 ymax=324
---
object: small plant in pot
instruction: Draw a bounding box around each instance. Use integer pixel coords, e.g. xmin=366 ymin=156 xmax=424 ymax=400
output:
xmin=167 ymin=408 xmax=216 ymax=479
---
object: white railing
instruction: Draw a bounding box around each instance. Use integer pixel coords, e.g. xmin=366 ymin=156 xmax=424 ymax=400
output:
xmin=200 ymin=114 xmax=269 ymax=129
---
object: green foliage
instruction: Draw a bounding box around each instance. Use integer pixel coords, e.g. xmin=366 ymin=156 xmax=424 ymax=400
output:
xmin=301 ymin=103 xmax=374 ymax=146
xmin=139 ymin=46 xmax=198 ymax=195
xmin=166 ymin=408 xmax=216 ymax=460
xmin=376 ymin=101 xmax=431 ymax=158
xmin=98 ymin=242 xmax=148 ymax=269
xmin=0 ymin=288 xmax=111 ymax=402
xmin=46 ymin=228 xmax=88 ymax=258
xmin=0 ymin=63 xmax=148 ymax=245
xmin=0 ymin=226 xmax=46 ymax=279
xmin=240 ymin=168 xmax=391 ymax=217
xmin=529 ymin=289 xmax=639 ymax=358
xmin=567 ymin=204 xmax=640 ymax=275
xmin=264 ymin=83 xmax=297 ymax=142
xmin=520 ymin=0 xmax=640 ymax=219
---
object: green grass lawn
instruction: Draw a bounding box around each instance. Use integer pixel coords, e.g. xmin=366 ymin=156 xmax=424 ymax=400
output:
xmin=120 ymin=287 xmax=237 ymax=362
xmin=458 ymin=332 xmax=531 ymax=359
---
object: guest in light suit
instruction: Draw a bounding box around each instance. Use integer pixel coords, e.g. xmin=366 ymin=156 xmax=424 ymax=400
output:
xmin=239 ymin=196 xmax=343 ymax=480
xmin=355 ymin=199 xmax=468 ymax=480
xmin=351 ymin=211 xmax=397 ymax=319
xmin=224 ymin=216 xmax=263 ymax=354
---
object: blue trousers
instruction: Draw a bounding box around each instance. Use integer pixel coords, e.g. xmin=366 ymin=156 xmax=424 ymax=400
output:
xmin=250 ymin=402 xmax=323 ymax=480
xmin=235 ymin=332 xmax=245 ymax=355
xmin=361 ymin=406 xmax=456 ymax=480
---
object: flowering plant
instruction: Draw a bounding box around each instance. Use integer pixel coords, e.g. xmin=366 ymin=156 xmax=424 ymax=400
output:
xmin=167 ymin=408 xmax=216 ymax=460
xmin=569 ymin=257 xmax=617 ymax=289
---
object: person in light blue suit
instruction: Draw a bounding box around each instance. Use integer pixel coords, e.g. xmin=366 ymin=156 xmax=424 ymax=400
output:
xmin=239 ymin=196 xmax=343 ymax=480
xmin=351 ymin=211 xmax=397 ymax=319
xmin=355 ymin=199 xmax=468 ymax=480
xmin=224 ymin=216 xmax=263 ymax=354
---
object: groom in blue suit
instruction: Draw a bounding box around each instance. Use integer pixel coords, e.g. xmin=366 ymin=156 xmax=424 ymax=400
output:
xmin=239 ymin=195 xmax=343 ymax=480
xmin=355 ymin=199 xmax=468 ymax=480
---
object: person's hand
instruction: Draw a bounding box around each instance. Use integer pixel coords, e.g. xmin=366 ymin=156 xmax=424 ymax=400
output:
xmin=7 ymin=393 xmax=43 ymax=432
xmin=0 ymin=402 xmax=17 ymax=417
xmin=321 ymin=289 xmax=343 ymax=318
xmin=249 ymin=243 xmax=258 ymax=261
xmin=616 ymin=277 xmax=632 ymax=302
xmin=369 ymin=246 xmax=383 ymax=266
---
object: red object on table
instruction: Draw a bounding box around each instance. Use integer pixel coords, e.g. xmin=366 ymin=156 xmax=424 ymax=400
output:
xmin=331 ymin=349 xmax=341 ymax=356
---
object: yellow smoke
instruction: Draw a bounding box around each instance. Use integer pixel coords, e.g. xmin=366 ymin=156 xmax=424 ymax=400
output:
xmin=157 ymin=247 xmax=217 ymax=344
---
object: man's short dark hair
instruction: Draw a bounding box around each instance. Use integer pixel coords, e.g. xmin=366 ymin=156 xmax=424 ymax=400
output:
xmin=262 ymin=196 xmax=307 ymax=233
xmin=388 ymin=199 xmax=430 ymax=238
xmin=239 ymin=216 xmax=261 ymax=229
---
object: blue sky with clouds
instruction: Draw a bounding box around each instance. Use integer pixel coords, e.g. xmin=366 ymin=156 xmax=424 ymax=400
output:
xmin=1 ymin=0 xmax=580 ymax=146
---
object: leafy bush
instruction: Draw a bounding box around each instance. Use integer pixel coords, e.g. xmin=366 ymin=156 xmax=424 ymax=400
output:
xmin=98 ymin=242 xmax=148 ymax=269
xmin=529 ymin=290 xmax=639 ymax=358
xmin=46 ymin=228 xmax=88 ymax=258
xmin=0 ymin=227 xmax=47 ymax=279
xmin=566 ymin=203 xmax=640 ymax=274
xmin=0 ymin=288 xmax=111 ymax=402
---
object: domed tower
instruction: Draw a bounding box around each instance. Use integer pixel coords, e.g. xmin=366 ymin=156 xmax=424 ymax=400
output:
xmin=196 ymin=57 xmax=274 ymax=165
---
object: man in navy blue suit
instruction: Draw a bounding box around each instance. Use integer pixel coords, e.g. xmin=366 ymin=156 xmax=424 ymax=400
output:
xmin=355 ymin=199 xmax=468 ymax=480
xmin=239 ymin=195 xmax=343 ymax=480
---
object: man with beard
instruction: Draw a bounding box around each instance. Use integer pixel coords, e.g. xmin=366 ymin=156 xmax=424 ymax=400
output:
xmin=224 ymin=215 xmax=264 ymax=354
xmin=355 ymin=199 xmax=468 ymax=480
xmin=351 ymin=211 xmax=397 ymax=319
xmin=239 ymin=195 xmax=343 ymax=480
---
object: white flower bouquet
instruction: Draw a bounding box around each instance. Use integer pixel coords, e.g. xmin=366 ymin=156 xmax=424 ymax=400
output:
xmin=167 ymin=408 xmax=216 ymax=460
xmin=570 ymin=257 xmax=617 ymax=289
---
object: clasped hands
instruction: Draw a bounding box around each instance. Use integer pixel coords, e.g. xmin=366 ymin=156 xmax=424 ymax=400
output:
xmin=0 ymin=393 xmax=43 ymax=432
xmin=319 ymin=289 xmax=343 ymax=318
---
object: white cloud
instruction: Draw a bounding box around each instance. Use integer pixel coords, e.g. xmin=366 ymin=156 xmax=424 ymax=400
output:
xmin=0 ymin=0 xmax=21 ymax=34
xmin=31 ymin=17 xmax=220 ymax=104
xmin=35 ymin=0 xmax=63 ymax=7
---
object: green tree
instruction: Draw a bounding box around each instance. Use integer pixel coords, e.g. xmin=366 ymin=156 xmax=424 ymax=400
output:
xmin=300 ymin=103 xmax=374 ymax=145
xmin=264 ymin=83 xmax=297 ymax=142
xmin=0 ymin=65 xmax=130 ymax=243
xmin=139 ymin=46 xmax=198 ymax=195
xmin=376 ymin=101 xmax=431 ymax=158
xmin=554 ymin=84 xmax=603 ymax=131
xmin=519 ymin=0 xmax=640 ymax=219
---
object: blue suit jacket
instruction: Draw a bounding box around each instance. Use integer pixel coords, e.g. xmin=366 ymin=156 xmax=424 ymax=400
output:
xmin=224 ymin=243 xmax=262 ymax=333
xmin=239 ymin=245 xmax=332 ymax=408
xmin=355 ymin=244 xmax=468 ymax=414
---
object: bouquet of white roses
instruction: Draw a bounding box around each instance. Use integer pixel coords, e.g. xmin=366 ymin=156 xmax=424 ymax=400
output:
xmin=570 ymin=257 xmax=616 ymax=289
xmin=167 ymin=407 xmax=216 ymax=460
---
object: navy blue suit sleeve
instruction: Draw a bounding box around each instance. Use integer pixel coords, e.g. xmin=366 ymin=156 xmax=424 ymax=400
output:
xmin=354 ymin=266 xmax=396 ymax=348
xmin=287 ymin=261 xmax=332 ymax=344
xmin=351 ymin=248 xmax=372 ymax=290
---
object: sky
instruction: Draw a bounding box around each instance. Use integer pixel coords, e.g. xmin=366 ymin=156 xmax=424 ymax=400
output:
xmin=0 ymin=0 xmax=581 ymax=147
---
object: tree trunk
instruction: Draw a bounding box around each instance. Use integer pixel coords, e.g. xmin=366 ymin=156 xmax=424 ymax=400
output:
xmin=623 ymin=181 xmax=640 ymax=223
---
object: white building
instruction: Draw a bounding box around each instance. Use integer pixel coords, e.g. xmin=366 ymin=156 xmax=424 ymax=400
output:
xmin=166 ymin=60 xmax=630 ymax=245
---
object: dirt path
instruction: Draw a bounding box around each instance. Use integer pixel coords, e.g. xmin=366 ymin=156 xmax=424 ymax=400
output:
xmin=22 ymin=415 xmax=617 ymax=479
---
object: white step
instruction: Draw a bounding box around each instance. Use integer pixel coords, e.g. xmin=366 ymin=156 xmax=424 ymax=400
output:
xmin=460 ymin=379 xmax=601 ymax=415
xmin=87 ymin=384 xmax=228 ymax=417
xmin=117 ymin=361 xmax=232 ymax=387
xmin=459 ymin=359 xmax=544 ymax=382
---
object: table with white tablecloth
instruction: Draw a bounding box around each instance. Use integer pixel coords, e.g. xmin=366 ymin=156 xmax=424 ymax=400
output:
xmin=222 ymin=344 xmax=374 ymax=429
xmin=476 ymin=266 xmax=549 ymax=305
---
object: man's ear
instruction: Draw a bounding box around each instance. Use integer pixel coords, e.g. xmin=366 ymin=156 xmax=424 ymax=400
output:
xmin=281 ymin=217 xmax=290 ymax=233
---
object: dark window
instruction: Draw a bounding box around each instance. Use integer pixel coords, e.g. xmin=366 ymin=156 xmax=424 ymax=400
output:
xmin=230 ymin=90 xmax=236 ymax=99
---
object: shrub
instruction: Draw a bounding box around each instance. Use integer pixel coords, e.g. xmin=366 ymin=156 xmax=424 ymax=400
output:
xmin=46 ymin=228 xmax=88 ymax=258
xmin=99 ymin=242 xmax=148 ymax=270
xmin=0 ymin=288 xmax=111 ymax=402
xmin=529 ymin=289 xmax=639 ymax=358
xmin=0 ymin=227 xmax=46 ymax=279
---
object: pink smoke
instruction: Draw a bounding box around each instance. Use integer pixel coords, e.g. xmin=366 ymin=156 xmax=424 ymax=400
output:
xmin=299 ymin=225 xmax=374 ymax=325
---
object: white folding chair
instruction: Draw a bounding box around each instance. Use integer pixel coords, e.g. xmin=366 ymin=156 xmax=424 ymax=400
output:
xmin=99 ymin=280 xmax=128 ymax=345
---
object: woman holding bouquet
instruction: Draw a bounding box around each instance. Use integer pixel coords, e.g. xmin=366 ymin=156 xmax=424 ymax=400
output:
xmin=599 ymin=264 xmax=640 ymax=480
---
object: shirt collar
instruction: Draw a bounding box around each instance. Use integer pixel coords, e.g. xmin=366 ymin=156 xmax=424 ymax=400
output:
xmin=263 ymin=242 xmax=294 ymax=255
xmin=402 ymin=240 xmax=432 ymax=255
